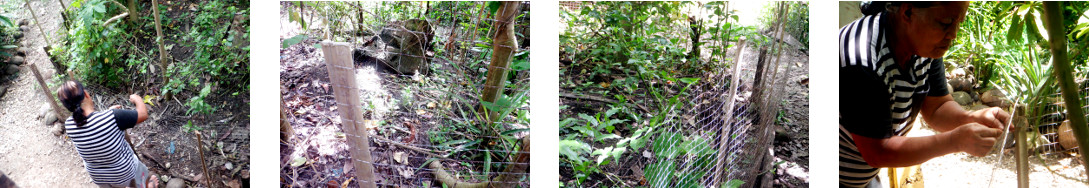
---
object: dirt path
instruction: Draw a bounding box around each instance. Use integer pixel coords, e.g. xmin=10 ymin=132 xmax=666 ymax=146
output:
xmin=907 ymin=125 xmax=1088 ymax=187
xmin=0 ymin=0 xmax=98 ymax=187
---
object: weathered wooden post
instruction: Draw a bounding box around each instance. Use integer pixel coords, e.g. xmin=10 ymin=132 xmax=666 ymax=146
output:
xmin=151 ymin=0 xmax=170 ymax=99
xmin=713 ymin=37 xmax=745 ymax=187
xmin=1013 ymin=105 xmax=1028 ymax=188
xmin=24 ymin=0 xmax=53 ymax=47
xmin=1043 ymin=1 xmax=1089 ymax=181
xmin=321 ymin=41 xmax=377 ymax=188
xmin=280 ymin=99 xmax=293 ymax=142
xmin=30 ymin=64 xmax=66 ymax=120
xmin=478 ymin=1 xmax=522 ymax=122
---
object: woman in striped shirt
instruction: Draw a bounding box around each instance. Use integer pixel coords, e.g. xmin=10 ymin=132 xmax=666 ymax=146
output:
xmin=839 ymin=2 xmax=1011 ymax=187
xmin=57 ymin=80 xmax=155 ymax=188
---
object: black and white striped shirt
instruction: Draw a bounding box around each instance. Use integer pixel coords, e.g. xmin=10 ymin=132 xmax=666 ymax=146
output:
xmin=65 ymin=109 xmax=140 ymax=185
xmin=838 ymin=12 xmax=950 ymax=187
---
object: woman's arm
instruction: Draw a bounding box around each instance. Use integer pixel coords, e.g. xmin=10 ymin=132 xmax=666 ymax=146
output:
xmin=919 ymin=95 xmax=970 ymax=132
xmin=852 ymin=122 xmax=1001 ymax=168
xmin=128 ymin=94 xmax=148 ymax=124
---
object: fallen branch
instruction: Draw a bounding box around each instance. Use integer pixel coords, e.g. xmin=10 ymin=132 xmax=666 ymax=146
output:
xmin=559 ymin=92 xmax=650 ymax=113
xmin=101 ymin=0 xmax=130 ymax=26
xmin=372 ymin=135 xmax=449 ymax=160
xmin=430 ymin=136 xmax=530 ymax=188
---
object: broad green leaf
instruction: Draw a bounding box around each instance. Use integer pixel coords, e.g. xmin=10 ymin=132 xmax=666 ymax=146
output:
xmin=722 ymin=179 xmax=745 ymax=188
xmin=559 ymin=140 xmax=592 ymax=161
xmin=290 ymin=156 xmax=307 ymax=167
xmin=281 ymin=34 xmax=308 ymax=49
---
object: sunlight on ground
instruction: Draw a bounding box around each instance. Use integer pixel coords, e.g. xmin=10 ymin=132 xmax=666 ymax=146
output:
xmin=290 ymin=125 xmax=350 ymax=160
xmin=903 ymin=121 xmax=1088 ymax=187
xmin=356 ymin=67 xmax=397 ymax=121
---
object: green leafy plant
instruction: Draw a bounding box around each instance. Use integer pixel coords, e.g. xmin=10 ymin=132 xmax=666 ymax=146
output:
xmin=62 ymin=0 xmax=130 ymax=87
xmin=185 ymin=84 xmax=215 ymax=115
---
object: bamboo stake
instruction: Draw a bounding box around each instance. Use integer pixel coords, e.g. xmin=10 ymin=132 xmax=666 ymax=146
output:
xmin=30 ymin=64 xmax=66 ymax=120
xmin=321 ymin=41 xmax=377 ymax=188
xmin=24 ymin=0 xmax=53 ymax=47
xmin=1014 ymin=105 xmax=1028 ymax=188
xmin=151 ymin=0 xmax=169 ymax=99
xmin=713 ymin=37 xmax=746 ymax=187
xmin=1043 ymin=1 xmax=1089 ymax=181
xmin=196 ymin=131 xmax=214 ymax=187
xmin=57 ymin=0 xmax=69 ymax=33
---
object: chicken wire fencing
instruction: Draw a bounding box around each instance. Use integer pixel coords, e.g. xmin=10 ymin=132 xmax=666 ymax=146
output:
xmin=280 ymin=1 xmax=531 ymax=187
xmin=642 ymin=42 xmax=792 ymax=187
xmin=1012 ymin=90 xmax=1089 ymax=183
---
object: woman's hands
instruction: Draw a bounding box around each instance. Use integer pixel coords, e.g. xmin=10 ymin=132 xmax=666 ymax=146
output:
xmin=950 ymin=123 xmax=1003 ymax=156
xmin=968 ymin=107 xmax=1012 ymax=130
xmin=129 ymin=94 xmax=143 ymax=104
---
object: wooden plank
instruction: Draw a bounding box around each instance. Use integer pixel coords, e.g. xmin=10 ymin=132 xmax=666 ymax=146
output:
xmin=321 ymin=40 xmax=377 ymax=188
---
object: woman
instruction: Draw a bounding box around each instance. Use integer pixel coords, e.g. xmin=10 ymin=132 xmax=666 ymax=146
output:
xmin=57 ymin=80 xmax=154 ymax=188
xmin=839 ymin=2 xmax=1010 ymax=187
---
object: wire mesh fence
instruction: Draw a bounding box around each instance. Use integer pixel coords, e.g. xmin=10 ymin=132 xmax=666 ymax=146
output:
xmin=556 ymin=1 xmax=806 ymax=187
xmin=280 ymin=1 xmax=530 ymax=187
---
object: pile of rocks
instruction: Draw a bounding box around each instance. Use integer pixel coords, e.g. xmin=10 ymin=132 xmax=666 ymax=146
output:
xmin=0 ymin=19 xmax=32 ymax=99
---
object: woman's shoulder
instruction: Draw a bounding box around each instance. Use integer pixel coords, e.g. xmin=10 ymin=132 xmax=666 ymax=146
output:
xmin=839 ymin=13 xmax=888 ymax=69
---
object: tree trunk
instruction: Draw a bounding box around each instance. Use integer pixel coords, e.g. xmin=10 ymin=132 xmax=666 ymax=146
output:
xmin=127 ymin=0 xmax=137 ymax=23
xmin=1043 ymin=1 xmax=1089 ymax=181
xmin=478 ymin=1 xmax=521 ymax=123
xmin=151 ymin=0 xmax=169 ymax=99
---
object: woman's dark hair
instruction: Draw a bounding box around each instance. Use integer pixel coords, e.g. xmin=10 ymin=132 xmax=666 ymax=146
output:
xmin=861 ymin=1 xmax=939 ymax=16
xmin=57 ymin=80 xmax=88 ymax=126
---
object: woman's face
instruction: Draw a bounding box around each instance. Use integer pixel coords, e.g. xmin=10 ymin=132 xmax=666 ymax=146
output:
xmin=897 ymin=2 xmax=969 ymax=58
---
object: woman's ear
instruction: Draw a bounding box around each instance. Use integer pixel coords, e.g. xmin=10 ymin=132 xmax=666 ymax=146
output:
xmin=899 ymin=4 xmax=914 ymax=23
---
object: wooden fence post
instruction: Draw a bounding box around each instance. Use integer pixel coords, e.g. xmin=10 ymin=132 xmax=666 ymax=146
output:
xmin=713 ymin=37 xmax=745 ymax=187
xmin=478 ymin=1 xmax=521 ymax=123
xmin=321 ymin=41 xmax=377 ymax=188
xmin=151 ymin=0 xmax=170 ymax=99
xmin=280 ymin=99 xmax=293 ymax=142
xmin=1013 ymin=105 xmax=1028 ymax=188
xmin=23 ymin=0 xmax=53 ymax=47
xmin=30 ymin=64 xmax=66 ymax=120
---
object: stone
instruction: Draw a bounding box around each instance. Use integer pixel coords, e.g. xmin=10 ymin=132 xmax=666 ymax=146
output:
xmin=165 ymin=178 xmax=186 ymax=188
xmin=160 ymin=175 xmax=170 ymax=183
xmin=39 ymin=104 xmax=50 ymax=118
xmin=9 ymin=56 xmax=23 ymax=65
xmin=13 ymin=32 xmax=22 ymax=39
xmin=949 ymin=76 xmax=974 ymax=92
xmin=981 ymin=89 xmax=1011 ymax=108
xmin=0 ymin=86 xmax=7 ymax=98
xmin=42 ymin=112 xmax=56 ymax=125
xmin=18 ymin=26 xmax=28 ymax=33
xmin=952 ymin=91 xmax=973 ymax=106
xmin=1060 ymin=120 xmax=1079 ymax=150
xmin=16 ymin=19 xmax=28 ymax=26
xmin=16 ymin=47 xmax=28 ymax=56
xmin=4 ymin=64 xmax=18 ymax=75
